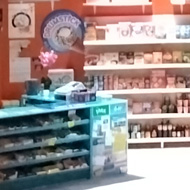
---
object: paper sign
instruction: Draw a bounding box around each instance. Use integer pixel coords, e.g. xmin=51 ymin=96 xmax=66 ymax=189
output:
xmin=8 ymin=3 xmax=35 ymax=38
xmin=105 ymin=129 xmax=112 ymax=146
xmin=101 ymin=115 xmax=110 ymax=132
xmin=48 ymin=138 xmax=57 ymax=146
xmin=68 ymin=121 xmax=75 ymax=128
xmin=9 ymin=57 xmax=31 ymax=83
xmin=113 ymin=133 xmax=126 ymax=153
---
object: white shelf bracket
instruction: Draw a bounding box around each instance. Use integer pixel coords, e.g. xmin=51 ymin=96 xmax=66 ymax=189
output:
xmin=93 ymin=5 xmax=97 ymax=15
xmin=142 ymin=5 xmax=145 ymax=14
xmin=180 ymin=5 xmax=184 ymax=14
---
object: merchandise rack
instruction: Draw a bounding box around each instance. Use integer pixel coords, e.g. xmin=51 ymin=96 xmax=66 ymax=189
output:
xmin=84 ymin=15 xmax=190 ymax=148
xmin=0 ymin=98 xmax=127 ymax=190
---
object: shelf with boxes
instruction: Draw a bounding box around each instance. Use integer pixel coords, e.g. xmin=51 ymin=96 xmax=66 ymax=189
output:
xmin=83 ymin=15 xmax=190 ymax=148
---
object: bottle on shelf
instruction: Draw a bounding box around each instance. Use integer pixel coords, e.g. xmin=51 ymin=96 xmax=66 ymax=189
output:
xmin=185 ymin=125 xmax=190 ymax=137
xmin=176 ymin=125 xmax=181 ymax=137
xmin=151 ymin=126 xmax=157 ymax=138
xmin=157 ymin=123 xmax=163 ymax=137
xmin=141 ymin=126 xmax=145 ymax=139
xmin=145 ymin=125 xmax=151 ymax=138
xmin=172 ymin=125 xmax=177 ymax=137
xmin=168 ymin=122 xmax=173 ymax=137
xmin=181 ymin=125 xmax=185 ymax=137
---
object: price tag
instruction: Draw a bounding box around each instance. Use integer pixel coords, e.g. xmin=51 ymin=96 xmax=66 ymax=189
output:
xmin=68 ymin=121 xmax=75 ymax=128
xmin=48 ymin=138 xmax=57 ymax=146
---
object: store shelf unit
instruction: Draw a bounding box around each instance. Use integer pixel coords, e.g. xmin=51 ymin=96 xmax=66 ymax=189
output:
xmin=0 ymin=98 xmax=128 ymax=190
xmin=128 ymin=137 xmax=190 ymax=148
xmin=84 ymin=15 xmax=190 ymax=149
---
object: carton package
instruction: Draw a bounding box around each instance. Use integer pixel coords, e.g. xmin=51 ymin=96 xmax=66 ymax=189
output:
xmin=144 ymin=23 xmax=155 ymax=38
xmin=144 ymin=53 xmax=153 ymax=64
xmin=173 ymin=51 xmax=182 ymax=63
xmin=100 ymin=53 xmax=119 ymax=65
xmin=153 ymin=52 xmax=163 ymax=64
xmin=134 ymin=52 xmax=144 ymax=65
xmin=126 ymin=52 xmax=134 ymax=65
xmin=182 ymin=52 xmax=190 ymax=63
xmin=131 ymin=22 xmax=144 ymax=38
xmin=118 ymin=22 xmax=131 ymax=39
xmin=163 ymin=51 xmax=173 ymax=63
xmin=119 ymin=52 xmax=127 ymax=64
xmin=155 ymin=24 xmax=167 ymax=39
xmin=151 ymin=70 xmax=166 ymax=88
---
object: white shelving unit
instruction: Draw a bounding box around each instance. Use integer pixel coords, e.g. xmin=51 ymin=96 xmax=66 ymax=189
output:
xmin=84 ymin=15 xmax=190 ymax=148
xmin=128 ymin=113 xmax=190 ymax=120
xmin=97 ymin=88 xmax=190 ymax=95
xmin=84 ymin=64 xmax=190 ymax=71
xmin=83 ymin=2 xmax=152 ymax=7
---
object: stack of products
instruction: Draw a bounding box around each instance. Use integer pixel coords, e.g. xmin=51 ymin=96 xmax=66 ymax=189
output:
xmin=129 ymin=121 xmax=190 ymax=139
xmin=85 ymin=51 xmax=190 ymax=66
xmin=85 ymin=71 xmax=190 ymax=91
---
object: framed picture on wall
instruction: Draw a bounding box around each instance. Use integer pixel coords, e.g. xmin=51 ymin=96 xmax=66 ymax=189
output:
xmin=8 ymin=3 xmax=35 ymax=38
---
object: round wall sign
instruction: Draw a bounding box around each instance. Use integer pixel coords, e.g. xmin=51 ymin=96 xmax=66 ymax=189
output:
xmin=41 ymin=9 xmax=85 ymax=53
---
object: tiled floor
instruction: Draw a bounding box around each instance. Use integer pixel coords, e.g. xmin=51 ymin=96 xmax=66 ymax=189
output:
xmin=32 ymin=148 xmax=190 ymax=190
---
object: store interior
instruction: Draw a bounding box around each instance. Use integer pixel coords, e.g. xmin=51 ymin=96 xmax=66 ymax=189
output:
xmin=1 ymin=0 xmax=190 ymax=190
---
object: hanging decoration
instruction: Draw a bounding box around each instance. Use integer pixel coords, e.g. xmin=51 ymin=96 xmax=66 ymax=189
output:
xmin=38 ymin=49 xmax=58 ymax=67
xmin=41 ymin=9 xmax=85 ymax=53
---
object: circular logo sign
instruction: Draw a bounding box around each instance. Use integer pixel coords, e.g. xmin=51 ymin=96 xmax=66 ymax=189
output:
xmin=41 ymin=9 xmax=85 ymax=53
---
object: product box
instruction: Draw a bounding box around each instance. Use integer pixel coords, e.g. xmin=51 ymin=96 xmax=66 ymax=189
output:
xmin=179 ymin=25 xmax=190 ymax=39
xmin=182 ymin=52 xmax=190 ymax=63
xmin=119 ymin=52 xmax=127 ymax=64
xmin=134 ymin=52 xmax=144 ymax=65
xmin=48 ymin=69 xmax=74 ymax=88
xmin=144 ymin=53 xmax=153 ymax=64
xmin=142 ymin=102 xmax=152 ymax=113
xmin=153 ymin=52 xmax=163 ymax=64
xmin=151 ymin=70 xmax=166 ymax=88
xmin=105 ymin=24 xmax=119 ymax=41
xmin=143 ymin=23 xmax=155 ymax=38
xmin=163 ymin=51 xmax=173 ymax=63
xmin=131 ymin=23 xmax=144 ymax=38
xmin=155 ymin=24 xmax=167 ymax=39
xmin=118 ymin=22 xmax=131 ymax=39
xmin=85 ymin=22 xmax=97 ymax=41
xmin=126 ymin=52 xmax=134 ymax=65
xmin=132 ymin=103 xmax=143 ymax=114
xmin=100 ymin=52 xmax=119 ymax=65
xmin=173 ymin=51 xmax=182 ymax=63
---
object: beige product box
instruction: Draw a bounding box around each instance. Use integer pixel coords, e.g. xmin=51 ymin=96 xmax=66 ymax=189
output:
xmin=132 ymin=103 xmax=143 ymax=114
xmin=134 ymin=52 xmax=144 ymax=65
xmin=182 ymin=52 xmax=190 ymax=63
xmin=144 ymin=53 xmax=153 ymax=64
xmin=173 ymin=51 xmax=182 ymax=63
xmin=163 ymin=51 xmax=173 ymax=63
xmin=48 ymin=69 xmax=74 ymax=88
xmin=100 ymin=52 xmax=119 ymax=65
xmin=118 ymin=22 xmax=131 ymax=39
xmin=153 ymin=52 xmax=163 ymax=64
xmin=151 ymin=70 xmax=166 ymax=88
xmin=105 ymin=24 xmax=119 ymax=41
xmin=142 ymin=102 xmax=152 ymax=113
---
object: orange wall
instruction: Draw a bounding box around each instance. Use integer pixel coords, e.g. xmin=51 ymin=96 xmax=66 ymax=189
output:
xmin=0 ymin=0 xmax=190 ymax=99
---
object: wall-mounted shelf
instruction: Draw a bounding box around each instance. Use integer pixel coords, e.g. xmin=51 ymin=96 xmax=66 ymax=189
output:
xmin=83 ymin=2 xmax=152 ymax=7
xmin=84 ymin=39 xmax=190 ymax=47
xmin=128 ymin=113 xmax=190 ymax=120
xmin=84 ymin=64 xmax=190 ymax=72
xmin=97 ymin=88 xmax=190 ymax=95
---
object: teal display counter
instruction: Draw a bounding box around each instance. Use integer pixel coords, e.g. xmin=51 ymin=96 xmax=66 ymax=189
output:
xmin=0 ymin=98 xmax=128 ymax=190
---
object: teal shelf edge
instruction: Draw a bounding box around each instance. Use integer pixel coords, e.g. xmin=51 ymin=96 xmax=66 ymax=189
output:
xmin=0 ymin=119 xmax=90 ymax=137
xmin=0 ymin=135 xmax=90 ymax=154
xmin=0 ymin=150 xmax=89 ymax=170
xmin=0 ymin=167 xmax=90 ymax=190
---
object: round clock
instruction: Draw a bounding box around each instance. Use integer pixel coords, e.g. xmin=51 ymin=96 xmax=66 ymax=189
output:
xmin=12 ymin=12 xmax=31 ymax=28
